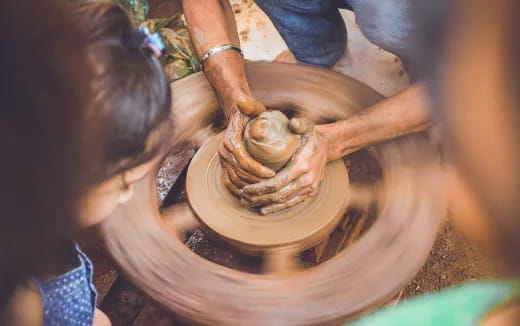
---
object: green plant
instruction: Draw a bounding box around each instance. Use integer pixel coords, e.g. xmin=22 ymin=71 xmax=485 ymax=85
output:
xmin=66 ymin=0 xmax=200 ymax=81
xmin=141 ymin=15 xmax=200 ymax=81
xmin=114 ymin=0 xmax=149 ymax=24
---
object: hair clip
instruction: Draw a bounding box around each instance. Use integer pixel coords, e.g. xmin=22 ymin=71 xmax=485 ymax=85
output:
xmin=139 ymin=26 xmax=165 ymax=57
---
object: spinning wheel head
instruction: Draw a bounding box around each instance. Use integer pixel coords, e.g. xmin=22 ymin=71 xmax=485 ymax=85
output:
xmin=186 ymin=132 xmax=350 ymax=254
xmin=103 ymin=62 xmax=444 ymax=326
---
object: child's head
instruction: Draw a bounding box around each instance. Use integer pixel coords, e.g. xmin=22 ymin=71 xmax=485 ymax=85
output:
xmin=0 ymin=0 xmax=93 ymax=304
xmin=73 ymin=2 xmax=172 ymax=226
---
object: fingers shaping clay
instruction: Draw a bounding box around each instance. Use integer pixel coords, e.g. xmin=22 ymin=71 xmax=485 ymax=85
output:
xmin=244 ymin=110 xmax=300 ymax=171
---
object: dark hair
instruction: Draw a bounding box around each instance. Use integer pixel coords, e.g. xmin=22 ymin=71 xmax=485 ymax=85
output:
xmin=0 ymin=1 xmax=172 ymax=307
xmin=0 ymin=0 xmax=92 ymax=306
xmin=74 ymin=2 xmax=172 ymax=183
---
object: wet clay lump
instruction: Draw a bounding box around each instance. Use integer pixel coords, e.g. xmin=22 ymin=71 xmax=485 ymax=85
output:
xmin=244 ymin=110 xmax=300 ymax=171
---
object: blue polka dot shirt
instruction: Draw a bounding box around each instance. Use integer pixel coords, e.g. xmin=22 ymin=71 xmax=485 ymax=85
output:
xmin=35 ymin=244 xmax=98 ymax=326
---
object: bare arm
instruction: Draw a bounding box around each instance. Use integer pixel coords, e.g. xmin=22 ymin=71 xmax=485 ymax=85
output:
xmin=3 ymin=282 xmax=43 ymax=326
xmin=182 ymin=0 xmax=273 ymax=179
xmin=319 ymin=83 xmax=431 ymax=160
xmin=242 ymin=83 xmax=432 ymax=213
xmin=182 ymin=0 xmax=257 ymax=117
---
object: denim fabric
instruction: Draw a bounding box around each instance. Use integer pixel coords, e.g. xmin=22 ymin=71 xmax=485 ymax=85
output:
xmin=256 ymin=0 xmax=347 ymax=68
xmin=255 ymin=0 xmax=415 ymax=74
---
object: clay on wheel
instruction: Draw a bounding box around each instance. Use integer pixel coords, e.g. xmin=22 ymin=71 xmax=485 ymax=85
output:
xmin=103 ymin=62 xmax=444 ymax=326
xmin=244 ymin=110 xmax=300 ymax=171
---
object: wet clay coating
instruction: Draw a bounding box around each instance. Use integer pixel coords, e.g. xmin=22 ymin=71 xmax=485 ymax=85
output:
xmin=244 ymin=110 xmax=300 ymax=171
xmin=102 ymin=62 xmax=444 ymax=326
xmin=187 ymin=131 xmax=349 ymax=255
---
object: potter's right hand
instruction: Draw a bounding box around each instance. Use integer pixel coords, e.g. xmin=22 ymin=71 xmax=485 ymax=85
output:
xmin=239 ymin=120 xmax=329 ymax=215
xmin=219 ymin=98 xmax=276 ymax=195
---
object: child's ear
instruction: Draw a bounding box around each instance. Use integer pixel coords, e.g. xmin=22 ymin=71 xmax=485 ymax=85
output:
xmin=118 ymin=173 xmax=135 ymax=204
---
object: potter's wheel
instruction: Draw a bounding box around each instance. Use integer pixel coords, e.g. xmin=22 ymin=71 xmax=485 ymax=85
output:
xmin=103 ymin=62 xmax=444 ymax=325
xmin=187 ymin=132 xmax=349 ymax=254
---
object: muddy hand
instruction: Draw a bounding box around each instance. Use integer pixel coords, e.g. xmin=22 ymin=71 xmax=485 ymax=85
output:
xmin=240 ymin=119 xmax=330 ymax=214
xmin=219 ymin=99 xmax=275 ymax=194
xmin=234 ymin=96 xmax=266 ymax=117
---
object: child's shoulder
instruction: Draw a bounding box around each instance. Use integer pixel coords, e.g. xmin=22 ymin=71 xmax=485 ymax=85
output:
xmin=3 ymin=281 xmax=43 ymax=326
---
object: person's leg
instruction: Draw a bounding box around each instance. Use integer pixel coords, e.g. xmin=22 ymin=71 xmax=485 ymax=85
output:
xmin=255 ymin=0 xmax=346 ymax=68
xmin=347 ymin=0 xmax=417 ymax=77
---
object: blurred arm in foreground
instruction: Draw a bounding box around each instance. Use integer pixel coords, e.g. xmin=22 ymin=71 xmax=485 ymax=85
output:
xmin=351 ymin=0 xmax=520 ymax=324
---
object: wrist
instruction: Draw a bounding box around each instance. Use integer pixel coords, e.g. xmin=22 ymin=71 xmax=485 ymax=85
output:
xmin=203 ymin=48 xmax=245 ymax=77
xmin=225 ymin=106 xmax=239 ymax=122
xmin=201 ymin=44 xmax=243 ymax=71
xmin=317 ymin=122 xmax=362 ymax=160
xmin=222 ymin=90 xmax=252 ymax=119
xmin=202 ymin=51 xmax=252 ymax=117
xmin=316 ymin=125 xmax=340 ymax=161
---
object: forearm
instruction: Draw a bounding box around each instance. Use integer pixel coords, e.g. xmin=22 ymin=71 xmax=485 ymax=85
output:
xmin=182 ymin=0 xmax=251 ymax=115
xmin=320 ymin=83 xmax=431 ymax=160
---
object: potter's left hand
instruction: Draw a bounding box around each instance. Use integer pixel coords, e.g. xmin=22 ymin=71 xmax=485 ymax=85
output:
xmin=219 ymin=98 xmax=277 ymax=196
xmin=240 ymin=119 xmax=331 ymax=214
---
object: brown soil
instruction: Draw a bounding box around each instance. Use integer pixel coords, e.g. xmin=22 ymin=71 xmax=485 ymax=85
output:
xmin=403 ymin=221 xmax=498 ymax=297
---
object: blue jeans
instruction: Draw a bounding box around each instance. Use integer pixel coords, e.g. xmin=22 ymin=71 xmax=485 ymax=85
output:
xmin=255 ymin=0 xmax=415 ymax=75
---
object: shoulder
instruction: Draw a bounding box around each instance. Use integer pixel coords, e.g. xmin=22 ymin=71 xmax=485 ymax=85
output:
xmin=481 ymin=301 xmax=520 ymax=326
xmin=3 ymin=281 xmax=43 ymax=326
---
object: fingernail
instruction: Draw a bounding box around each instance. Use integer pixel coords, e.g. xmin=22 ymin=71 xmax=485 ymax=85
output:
xmin=264 ymin=169 xmax=276 ymax=178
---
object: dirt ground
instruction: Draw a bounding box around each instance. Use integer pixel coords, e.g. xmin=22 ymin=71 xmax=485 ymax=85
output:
xmin=92 ymin=1 xmax=500 ymax=324
xmin=403 ymin=222 xmax=497 ymax=297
